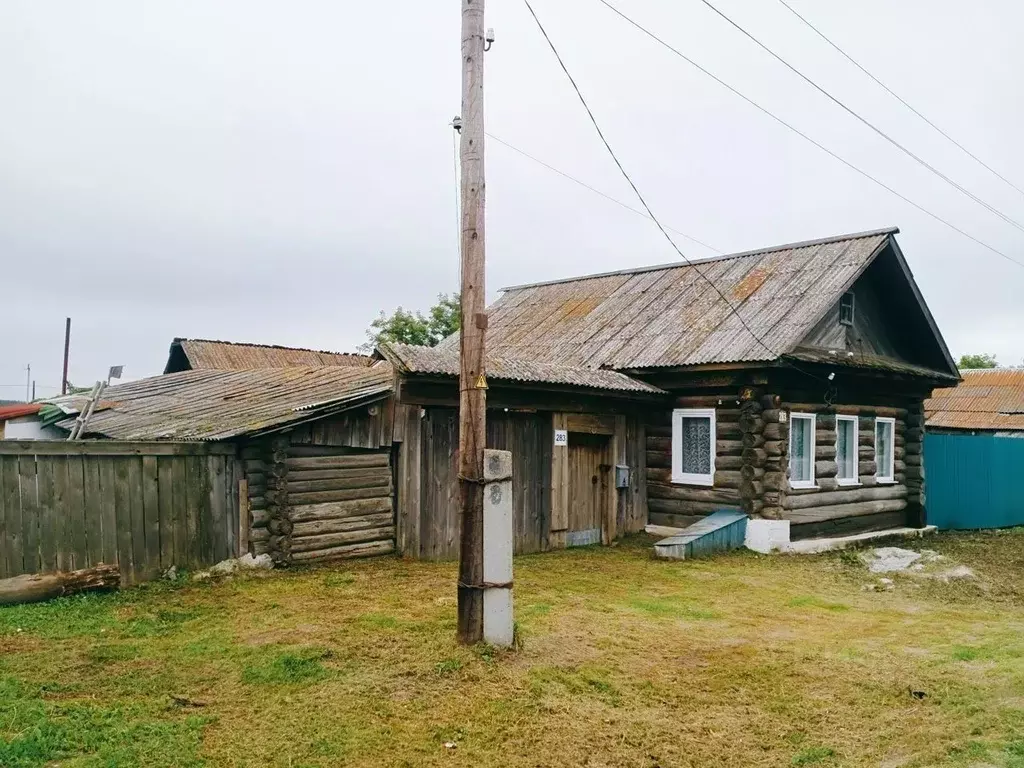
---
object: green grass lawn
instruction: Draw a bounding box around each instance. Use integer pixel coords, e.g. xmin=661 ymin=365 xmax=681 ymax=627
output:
xmin=1 ymin=530 xmax=1022 ymax=767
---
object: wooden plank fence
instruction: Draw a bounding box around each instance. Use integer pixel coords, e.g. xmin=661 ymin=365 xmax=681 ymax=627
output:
xmin=0 ymin=441 xmax=241 ymax=584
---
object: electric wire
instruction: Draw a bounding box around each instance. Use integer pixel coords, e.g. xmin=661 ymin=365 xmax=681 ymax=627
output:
xmin=775 ymin=0 xmax=1024 ymax=200
xmin=593 ymin=0 xmax=1024 ymax=270
xmin=698 ymin=0 xmax=1024 ymax=235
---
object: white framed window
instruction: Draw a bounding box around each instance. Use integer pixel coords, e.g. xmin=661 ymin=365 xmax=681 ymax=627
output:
xmin=671 ymin=408 xmax=716 ymax=486
xmin=789 ymin=413 xmax=816 ymax=489
xmin=835 ymin=415 xmax=859 ymax=485
xmin=875 ymin=417 xmax=896 ymax=483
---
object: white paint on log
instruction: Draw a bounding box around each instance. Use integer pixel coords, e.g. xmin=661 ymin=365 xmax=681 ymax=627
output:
xmin=483 ymin=449 xmax=514 ymax=649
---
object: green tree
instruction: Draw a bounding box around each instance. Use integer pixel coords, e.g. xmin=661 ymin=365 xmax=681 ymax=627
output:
xmin=362 ymin=293 xmax=460 ymax=352
xmin=958 ymin=353 xmax=998 ymax=369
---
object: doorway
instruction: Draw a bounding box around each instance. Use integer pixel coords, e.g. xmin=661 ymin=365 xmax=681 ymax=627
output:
xmin=566 ymin=432 xmax=611 ymax=547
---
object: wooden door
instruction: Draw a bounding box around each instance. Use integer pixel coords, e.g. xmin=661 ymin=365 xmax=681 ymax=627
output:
xmin=566 ymin=432 xmax=609 ymax=547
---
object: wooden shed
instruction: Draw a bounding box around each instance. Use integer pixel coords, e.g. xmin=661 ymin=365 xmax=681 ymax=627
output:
xmin=45 ymin=364 xmax=398 ymax=567
xmin=378 ymin=345 xmax=667 ymax=558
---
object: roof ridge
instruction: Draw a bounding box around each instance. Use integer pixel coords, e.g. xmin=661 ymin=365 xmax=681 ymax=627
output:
xmin=499 ymin=226 xmax=899 ymax=292
xmin=175 ymin=337 xmax=367 ymax=357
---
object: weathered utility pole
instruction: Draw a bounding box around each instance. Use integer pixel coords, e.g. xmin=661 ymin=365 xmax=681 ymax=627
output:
xmin=457 ymin=0 xmax=487 ymax=645
xmin=62 ymin=318 xmax=72 ymax=395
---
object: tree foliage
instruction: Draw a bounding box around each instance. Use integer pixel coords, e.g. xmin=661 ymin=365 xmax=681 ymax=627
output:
xmin=362 ymin=293 xmax=460 ymax=352
xmin=958 ymin=353 xmax=998 ymax=369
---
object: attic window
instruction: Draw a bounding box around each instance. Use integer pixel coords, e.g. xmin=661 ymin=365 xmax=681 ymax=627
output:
xmin=839 ymin=291 xmax=855 ymax=326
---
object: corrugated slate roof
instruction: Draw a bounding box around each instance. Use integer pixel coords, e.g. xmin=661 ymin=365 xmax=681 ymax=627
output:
xmin=54 ymin=364 xmax=394 ymax=441
xmin=926 ymin=369 xmax=1024 ymax=431
xmin=441 ymin=228 xmax=895 ymax=370
xmin=379 ymin=343 xmax=666 ymax=395
xmin=171 ymin=338 xmax=371 ymax=371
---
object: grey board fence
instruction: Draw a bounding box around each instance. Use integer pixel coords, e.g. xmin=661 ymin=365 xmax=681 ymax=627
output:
xmin=0 ymin=441 xmax=242 ymax=584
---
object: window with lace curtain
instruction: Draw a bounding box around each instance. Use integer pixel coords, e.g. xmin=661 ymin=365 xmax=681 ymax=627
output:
xmin=671 ymin=408 xmax=716 ymax=486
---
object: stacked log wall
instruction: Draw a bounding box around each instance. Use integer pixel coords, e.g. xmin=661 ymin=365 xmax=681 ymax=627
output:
xmin=780 ymin=400 xmax=921 ymax=539
xmin=242 ymin=402 xmax=397 ymax=564
xmin=240 ymin=442 xmax=269 ymax=556
xmin=285 ymin=452 xmax=394 ymax=563
xmin=645 ymin=393 xmax=743 ymax=529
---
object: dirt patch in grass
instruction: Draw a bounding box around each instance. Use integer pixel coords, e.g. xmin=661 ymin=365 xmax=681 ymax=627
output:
xmin=1 ymin=531 xmax=1023 ymax=767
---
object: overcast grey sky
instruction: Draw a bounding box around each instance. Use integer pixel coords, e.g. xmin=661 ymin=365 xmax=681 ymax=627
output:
xmin=2 ymin=0 xmax=1022 ymax=397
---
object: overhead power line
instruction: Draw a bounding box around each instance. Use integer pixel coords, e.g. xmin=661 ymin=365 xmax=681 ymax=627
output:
xmin=593 ymin=0 xmax=1024 ymax=270
xmin=697 ymin=0 xmax=1024 ymax=236
xmin=520 ymin=0 xmax=816 ymax=372
xmin=775 ymin=0 xmax=1024 ymax=201
xmin=486 ymin=131 xmax=722 ymax=253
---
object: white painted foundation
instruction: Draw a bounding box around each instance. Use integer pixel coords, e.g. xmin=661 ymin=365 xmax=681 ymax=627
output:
xmin=743 ymin=518 xmax=938 ymax=554
xmin=785 ymin=525 xmax=937 ymax=554
xmin=482 ymin=449 xmax=514 ymax=648
xmin=744 ymin=518 xmax=791 ymax=553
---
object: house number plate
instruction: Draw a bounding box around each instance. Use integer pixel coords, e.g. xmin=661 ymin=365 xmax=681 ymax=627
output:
xmin=554 ymin=429 xmax=568 ymax=447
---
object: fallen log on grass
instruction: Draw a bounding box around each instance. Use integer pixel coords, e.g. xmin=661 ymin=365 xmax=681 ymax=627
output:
xmin=0 ymin=564 xmax=120 ymax=607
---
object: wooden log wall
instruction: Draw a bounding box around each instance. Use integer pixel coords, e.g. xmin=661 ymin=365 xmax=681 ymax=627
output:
xmin=0 ymin=441 xmax=240 ymax=584
xmin=265 ymin=435 xmax=291 ymax=565
xmin=779 ymin=399 xmax=923 ymax=539
xmin=645 ymin=394 xmax=744 ymax=529
xmin=248 ymin=440 xmax=394 ymax=565
xmin=240 ymin=442 xmax=269 ymax=556
xmin=242 ymin=402 xmax=398 ymax=565
xmin=641 ymin=385 xmax=929 ymax=540
xmin=760 ymin=396 xmax=788 ymax=520
xmin=285 ymin=453 xmax=394 ymax=563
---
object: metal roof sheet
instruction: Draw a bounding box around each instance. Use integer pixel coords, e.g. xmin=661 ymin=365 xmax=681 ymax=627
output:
xmin=379 ymin=343 xmax=666 ymax=395
xmin=0 ymin=403 xmax=42 ymax=421
xmin=926 ymin=369 xmax=1024 ymax=431
xmin=440 ymin=229 xmax=895 ymax=370
xmin=53 ymin=364 xmax=394 ymax=441
xmin=174 ymin=338 xmax=371 ymax=370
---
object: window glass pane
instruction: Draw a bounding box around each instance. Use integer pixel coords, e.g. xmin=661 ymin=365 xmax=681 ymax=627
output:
xmin=837 ymin=419 xmax=855 ymax=480
xmin=876 ymin=421 xmax=893 ymax=478
xmin=680 ymin=417 xmax=711 ymax=475
xmin=790 ymin=417 xmax=812 ymax=483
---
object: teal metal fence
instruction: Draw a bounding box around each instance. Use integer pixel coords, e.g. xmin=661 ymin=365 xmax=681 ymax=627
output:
xmin=925 ymin=432 xmax=1024 ymax=529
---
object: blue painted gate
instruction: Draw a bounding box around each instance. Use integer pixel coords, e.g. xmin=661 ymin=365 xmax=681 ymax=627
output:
xmin=925 ymin=432 xmax=1024 ymax=529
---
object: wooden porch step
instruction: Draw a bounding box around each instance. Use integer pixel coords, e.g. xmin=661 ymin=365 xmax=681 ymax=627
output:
xmin=653 ymin=510 xmax=748 ymax=560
